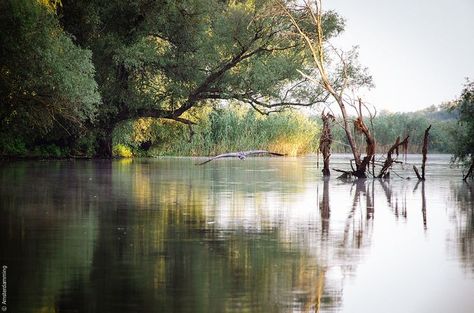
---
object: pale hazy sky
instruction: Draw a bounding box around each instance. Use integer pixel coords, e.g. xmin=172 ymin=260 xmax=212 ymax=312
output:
xmin=324 ymin=0 xmax=474 ymax=112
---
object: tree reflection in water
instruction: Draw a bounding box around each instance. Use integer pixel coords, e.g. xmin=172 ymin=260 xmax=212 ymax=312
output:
xmin=449 ymin=181 xmax=474 ymax=272
xmin=0 ymin=158 xmax=473 ymax=313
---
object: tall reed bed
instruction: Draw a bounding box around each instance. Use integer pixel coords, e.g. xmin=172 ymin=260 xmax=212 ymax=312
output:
xmin=113 ymin=106 xmax=320 ymax=157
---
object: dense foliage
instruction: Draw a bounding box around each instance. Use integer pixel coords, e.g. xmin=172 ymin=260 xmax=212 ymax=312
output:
xmin=58 ymin=0 xmax=347 ymax=156
xmin=0 ymin=0 xmax=469 ymax=160
xmin=451 ymin=81 xmax=474 ymax=163
xmin=0 ymin=0 xmax=100 ymax=156
xmin=330 ymin=105 xmax=458 ymax=154
xmin=0 ymin=0 xmax=350 ymax=157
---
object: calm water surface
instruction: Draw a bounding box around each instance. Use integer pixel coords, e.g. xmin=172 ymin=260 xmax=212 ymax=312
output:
xmin=0 ymin=154 xmax=473 ymax=313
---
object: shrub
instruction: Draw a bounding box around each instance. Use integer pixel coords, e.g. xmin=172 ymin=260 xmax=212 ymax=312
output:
xmin=112 ymin=144 xmax=133 ymax=158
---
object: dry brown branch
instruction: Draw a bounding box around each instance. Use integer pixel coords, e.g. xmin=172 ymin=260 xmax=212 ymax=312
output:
xmin=421 ymin=125 xmax=431 ymax=180
xmin=464 ymin=159 xmax=474 ymax=181
xmin=377 ymin=136 xmax=410 ymax=178
xmin=414 ymin=125 xmax=431 ymax=180
xmin=280 ymin=0 xmax=375 ymax=178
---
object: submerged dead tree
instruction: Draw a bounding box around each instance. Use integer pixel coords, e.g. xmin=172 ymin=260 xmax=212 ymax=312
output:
xmin=281 ymin=0 xmax=375 ymax=178
xmin=352 ymin=100 xmax=376 ymax=178
xmin=319 ymin=111 xmax=335 ymax=176
xmin=464 ymin=160 xmax=474 ymax=181
xmin=413 ymin=125 xmax=431 ymax=180
xmin=377 ymin=135 xmax=409 ymax=178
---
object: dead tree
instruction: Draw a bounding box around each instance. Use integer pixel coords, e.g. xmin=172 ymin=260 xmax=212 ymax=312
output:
xmin=352 ymin=99 xmax=376 ymax=178
xmin=377 ymin=136 xmax=409 ymax=178
xmin=413 ymin=125 xmax=431 ymax=180
xmin=319 ymin=111 xmax=335 ymax=176
xmin=464 ymin=159 xmax=474 ymax=181
xmin=281 ymin=0 xmax=374 ymax=179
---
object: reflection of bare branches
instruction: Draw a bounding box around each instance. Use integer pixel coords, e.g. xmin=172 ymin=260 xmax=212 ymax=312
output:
xmin=414 ymin=181 xmax=428 ymax=230
xmin=342 ymin=180 xmax=366 ymax=249
xmin=366 ymin=180 xmax=374 ymax=220
xmin=402 ymin=192 xmax=407 ymax=219
xmin=379 ymin=179 xmax=393 ymax=207
xmin=320 ymin=178 xmax=330 ymax=236
xmin=421 ymin=182 xmax=427 ymax=230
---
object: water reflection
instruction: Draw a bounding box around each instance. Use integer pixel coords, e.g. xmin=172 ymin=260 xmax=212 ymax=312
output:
xmin=449 ymin=181 xmax=474 ymax=272
xmin=0 ymin=156 xmax=473 ymax=313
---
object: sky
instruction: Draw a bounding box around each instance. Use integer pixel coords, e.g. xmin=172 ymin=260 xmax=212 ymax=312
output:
xmin=323 ymin=0 xmax=474 ymax=112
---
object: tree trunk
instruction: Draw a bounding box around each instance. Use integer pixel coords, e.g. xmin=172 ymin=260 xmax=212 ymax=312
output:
xmin=414 ymin=125 xmax=431 ymax=180
xmin=282 ymin=1 xmax=373 ymax=178
xmin=352 ymin=114 xmax=376 ymax=179
xmin=319 ymin=112 xmax=334 ymax=176
xmin=95 ymin=126 xmax=114 ymax=158
xmin=463 ymin=158 xmax=474 ymax=181
xmin=420 ymin=125 xmax=431 ymax=180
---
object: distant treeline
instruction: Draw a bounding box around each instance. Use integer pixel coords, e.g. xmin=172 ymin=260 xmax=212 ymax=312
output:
xmin=329 ymin=104 xmax=458 ymax=154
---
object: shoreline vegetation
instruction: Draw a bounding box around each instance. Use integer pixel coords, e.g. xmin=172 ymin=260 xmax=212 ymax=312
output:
xmin=0 ymin=103 xmax=460 ymax=159
xmin=0 ymin=0 xmax=471 ymax=178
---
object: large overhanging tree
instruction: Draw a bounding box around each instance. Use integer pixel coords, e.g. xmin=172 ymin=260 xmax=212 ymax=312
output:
xmin=1 ymin=0 xmax=371 ymax=158
xmin=0 ymin=0 xmax=100 ymax=154
xmin=59 ymin=0 xmax=354 ymax=157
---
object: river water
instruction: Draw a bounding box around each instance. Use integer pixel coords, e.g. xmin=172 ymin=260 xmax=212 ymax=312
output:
xmin=0 ymin=154 xmax=473 ymax=313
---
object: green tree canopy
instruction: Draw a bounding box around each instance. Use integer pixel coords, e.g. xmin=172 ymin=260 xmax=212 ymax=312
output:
xmin=0 ymin=0 xmax=100 ymax=154
xmin=59 ymin=0 xmax=348 ymax=156
xmin=452 ymin=81 xmax=474 ymax=162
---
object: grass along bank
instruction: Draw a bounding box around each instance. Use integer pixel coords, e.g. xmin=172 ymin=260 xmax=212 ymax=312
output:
xmin=112 ymin=106 xmax=319 ymax=157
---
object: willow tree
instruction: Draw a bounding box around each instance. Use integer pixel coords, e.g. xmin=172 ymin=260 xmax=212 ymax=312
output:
xmin=59 ymin=0 xmax=348 ymax=157
xmin=0 ymin=0 xmax=100 ymax=156
xmin=279 ymin=0 xmax=375 ymax=178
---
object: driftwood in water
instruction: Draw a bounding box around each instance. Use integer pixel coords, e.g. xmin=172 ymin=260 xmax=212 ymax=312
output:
xmin=333 ymin=168 xmax=353 ymax=180
xmin=413 ymin=125 xmax=431 ymax=180
xmin=464 ymin=159 xmax=474 ymax=181
xmin=319 ymin=111 xmax=335 ymax=176
xmin=413 ymin=165 xmax=422 ymax=180
xmin=414 ymin=181 xmax=428 ymax=229
xmin=377 ymin=135 xmax=409 ymax=178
